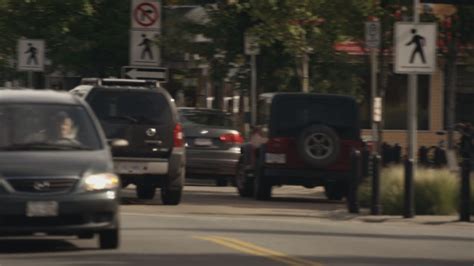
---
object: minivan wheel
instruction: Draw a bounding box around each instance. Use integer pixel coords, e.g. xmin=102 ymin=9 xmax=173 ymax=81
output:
xmin=235 ymin=159 xmax=254 ymax=197
xmin=297 ymin=125 xmax=340 ymax=167
xmin=99 ymin=229 xmax=119 ymax=249
xmin=254 ymin=166 xmax=272 ymax=201
xmin=161 ymin=188 xmax=182 ymax=205
xmin=77 ymin=232 xmax=94 ymax=239
xmin=136 ymin=184 xmax=156 ymax=200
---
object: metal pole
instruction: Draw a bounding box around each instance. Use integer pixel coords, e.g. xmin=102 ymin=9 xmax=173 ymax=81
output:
xmin=347 ymin=149 xmax=361 ymax=214
xmin=28 ymin=71 xmax=33 ymax=89
xmin=250 ymin=54 xmax=257 ymax=126
xmin=371 ymin=154 xmax=382 ymax=215
xmin=371 ymin=49 xmax=378 ymax=152
xmin=459 ymin=158 xmax=471 ymax=222
xmin=404 ymin=0 xmax=419 ymax=219
xmin=302 ymin=52 xmax=309 ymax=93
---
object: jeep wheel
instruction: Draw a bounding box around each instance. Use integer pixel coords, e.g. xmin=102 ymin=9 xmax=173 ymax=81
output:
xmin=235 ymin=159 xmax=254 ymax=197
xmin=161 ymin=188 xmax=182 ymax=205
xmin=99 ymin=229 xmax=119 ymax=249
xmin=136 ymin=184 xmax=156 ymax=200
xmin=297 ymin=125 xmax=340 ymax=167
xmin=254 ymin=166 xmax=272 ymax=201
xmin=324 ymin=182 xmax=348 ymax=201
xmin=215 ymin=177 xmax=228 ymax=187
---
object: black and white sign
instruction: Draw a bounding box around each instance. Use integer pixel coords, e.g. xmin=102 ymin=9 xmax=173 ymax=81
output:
xmin=365 ymin=21 xmax=380 ymax=49
xmin=17 ymin=39 xmax=45 ymax=72
xmin=131 ymin=0 xmax=161 ymax=30
xmin=394 ymin=22 xmax=437 ymax=74
xmin=130 ymin=29 xmax=160 ymax=66
xmin=122 ymin=66 xmax=168 ymax=82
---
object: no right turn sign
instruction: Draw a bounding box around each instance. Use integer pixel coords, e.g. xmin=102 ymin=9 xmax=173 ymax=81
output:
xmin=394 ymin=22 xmax=437 ymax=74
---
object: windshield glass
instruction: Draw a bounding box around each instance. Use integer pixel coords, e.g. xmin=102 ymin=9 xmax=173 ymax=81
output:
xmin=0 ymin=104 xmax=102 ymax=151
xmin=179 ymin=110 xmax=233 ymax=127
xmin=88 ymin=90 xmax=172 ymax=125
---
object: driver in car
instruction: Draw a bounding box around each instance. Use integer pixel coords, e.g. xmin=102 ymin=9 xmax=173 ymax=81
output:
xmin=51 ymin=111 xmax=79 ymax=144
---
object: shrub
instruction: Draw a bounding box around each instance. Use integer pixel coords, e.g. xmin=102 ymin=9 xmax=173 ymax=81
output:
xmin=358 ymin=166 xmax=468 ymax=215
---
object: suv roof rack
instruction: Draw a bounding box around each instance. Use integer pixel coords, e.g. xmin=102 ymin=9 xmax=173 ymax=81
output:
xmin=80 ymin=77 xmax=159 ymax=88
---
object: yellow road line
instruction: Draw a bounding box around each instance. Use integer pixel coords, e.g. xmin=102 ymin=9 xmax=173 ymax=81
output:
xmin=194 ymin=236 xmax=322 ymax=266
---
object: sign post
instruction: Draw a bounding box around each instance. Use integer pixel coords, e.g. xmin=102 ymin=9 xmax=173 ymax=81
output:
xmin=245 ymin=33 xmax=260 ymax=128
xmin=394 ymin=0 xmax=436 ymax=218
xmin=17 ymin=39 xmax=45 ymax=88
xmin=365 ymin=21 xmax=380 ymax=155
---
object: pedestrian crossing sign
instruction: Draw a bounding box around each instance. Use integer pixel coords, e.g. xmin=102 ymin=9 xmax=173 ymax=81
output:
xmin=130 ymin=29 xmax=161 ymax=67
xmin=17 ymin=39 xmax=45 ymax=72
xmin=394 ymin=23 xmax=437 ymax=74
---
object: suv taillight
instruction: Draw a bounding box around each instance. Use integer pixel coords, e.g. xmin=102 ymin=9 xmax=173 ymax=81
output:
xmin=219 ymin=133 xmax=244 ymax=144
xmin=174 ymin=123 xmax=184 ymax=147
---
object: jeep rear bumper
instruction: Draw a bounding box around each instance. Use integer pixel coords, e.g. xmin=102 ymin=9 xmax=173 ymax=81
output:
xmin=264 ymin=167 xmax=351 ymax=186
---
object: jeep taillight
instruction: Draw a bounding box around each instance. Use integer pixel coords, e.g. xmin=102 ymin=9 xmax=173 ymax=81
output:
xmin=174 ymin=123 xmax=184 ymax=147
xmin=219 ymin=133 xmax=244 ymax=144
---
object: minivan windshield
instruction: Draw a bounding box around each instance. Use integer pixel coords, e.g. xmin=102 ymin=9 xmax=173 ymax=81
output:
xmin=0 ymin=104 xmax=102 ymax=151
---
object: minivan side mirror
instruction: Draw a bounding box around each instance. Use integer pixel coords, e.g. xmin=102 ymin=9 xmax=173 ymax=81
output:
xmin=108 ymin=139 xmax=129 ymax=147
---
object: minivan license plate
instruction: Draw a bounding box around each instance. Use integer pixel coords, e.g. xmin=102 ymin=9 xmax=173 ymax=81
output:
xmin=26 ymin=201 xmax=58 ymax=217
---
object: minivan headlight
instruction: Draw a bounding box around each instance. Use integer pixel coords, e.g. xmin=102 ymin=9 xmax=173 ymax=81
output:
xmin=83 ymin=173 xmax=119 ymax=191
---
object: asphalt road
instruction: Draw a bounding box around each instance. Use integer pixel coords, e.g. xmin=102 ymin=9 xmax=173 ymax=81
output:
xmin=0 ymin=181 xmax=473 ymax=266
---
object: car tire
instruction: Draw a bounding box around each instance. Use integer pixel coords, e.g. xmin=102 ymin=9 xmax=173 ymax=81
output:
xmin=235 ymin=159 xmax=254 ymax=197
xmin=136 ymin=184 xmax=156 ymax=200
xmin=215 ymin=177 xmax=228 ymax=187
xmin=324 ymin=182 xmax=348 ymax=201
xmin=297 ymin=125 xmax=340 ymax=167
xmin=161 ymin=188 xmax=182 ymax=205
xmin=254 ymin=166 xmax=272 ymax=201
xmin=99 ymin=229 xmax=119 ymax=249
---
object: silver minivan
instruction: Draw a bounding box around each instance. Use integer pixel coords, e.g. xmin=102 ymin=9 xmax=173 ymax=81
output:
xmin=0 ymin=89 xmax=122 ymax=249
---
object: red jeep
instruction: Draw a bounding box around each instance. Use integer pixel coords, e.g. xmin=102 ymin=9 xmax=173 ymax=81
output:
xmin=235 ymin=93 xmax=363 ymax=200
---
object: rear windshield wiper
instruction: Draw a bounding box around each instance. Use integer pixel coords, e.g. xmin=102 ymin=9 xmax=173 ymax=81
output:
xmin=102 ymin=115 xmax=139 ymax=123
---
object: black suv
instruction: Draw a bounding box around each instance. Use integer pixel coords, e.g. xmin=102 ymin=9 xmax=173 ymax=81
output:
xmin=235 ymin=93 xmax=363 ymax=201
xmin=71 ymin=78 xmax=185 ymax=205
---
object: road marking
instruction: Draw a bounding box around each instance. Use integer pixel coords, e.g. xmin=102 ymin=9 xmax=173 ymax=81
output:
xmin=195 ymin=235 xmax=322 ymax=266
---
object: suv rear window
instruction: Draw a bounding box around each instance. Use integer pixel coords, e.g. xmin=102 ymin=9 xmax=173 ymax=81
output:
xmin=271 ymin=95 xmax=359 ymax=139
xmin=88 ymin=89 xmax=172 ymax=125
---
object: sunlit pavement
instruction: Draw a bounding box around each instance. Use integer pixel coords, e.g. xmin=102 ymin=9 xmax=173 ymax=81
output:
xmin=0 ymin=180 xmax=472 ymax=266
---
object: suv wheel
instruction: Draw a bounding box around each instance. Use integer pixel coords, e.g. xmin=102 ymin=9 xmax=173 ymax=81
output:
xmin=254 ymin=166 xmax=272 ymax=201
xmin=136 ymin=184 xmax=156 ymax=200
xmin=324 ymin=182 xmax=348 ymax=201
xmin=99 ymin=229 xmax=119 ymax=249
xmin=161 ymin=188 xmax=182 ymax=205
xmin=235 ymin=159 xmax=254 ymax=197
xmin=297 ymin=125 xmax=340 ymax=167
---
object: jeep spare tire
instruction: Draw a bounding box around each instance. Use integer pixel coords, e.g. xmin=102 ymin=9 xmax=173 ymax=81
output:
xmin=297 ymin=125 xmax=340 ymax=167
